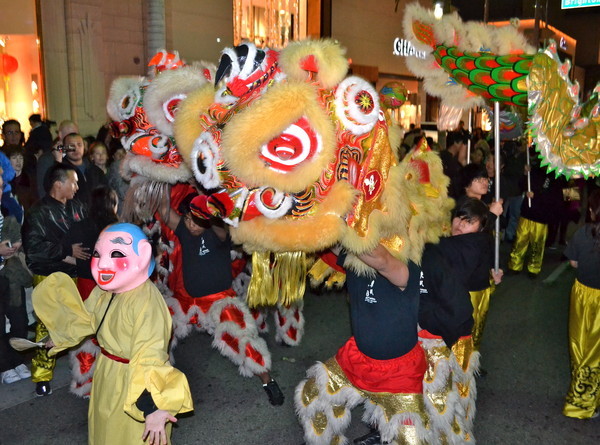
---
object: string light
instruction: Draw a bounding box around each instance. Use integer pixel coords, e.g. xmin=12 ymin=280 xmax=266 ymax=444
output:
xmin=434 ymin=2 xmax=443 ymax=20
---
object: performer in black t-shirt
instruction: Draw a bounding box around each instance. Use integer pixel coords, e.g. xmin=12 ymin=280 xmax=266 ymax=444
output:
xmin=295 ymin=244 xmax=430 ymax=445
xmin=160 ymin=191 xmax=283 ymax=406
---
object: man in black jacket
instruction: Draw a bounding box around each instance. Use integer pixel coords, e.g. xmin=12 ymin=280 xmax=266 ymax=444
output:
xmin=22 ymin=163 xmax=89 ymax=396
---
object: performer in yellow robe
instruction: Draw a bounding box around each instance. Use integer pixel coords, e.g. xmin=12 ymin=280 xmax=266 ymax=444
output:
xmin=33 ymin=223 xmax=193 ymax=445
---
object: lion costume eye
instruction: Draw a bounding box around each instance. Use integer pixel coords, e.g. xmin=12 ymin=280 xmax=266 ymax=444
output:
xmin=117 ymin=88 xmax=142 ymax=120
xmin=334 ymin=76 xmax=381 ymax=135
xmin=259 ymin=117 xmax=322 ymax=173
xmin=162 ymin=94 xmax=186 ymax=123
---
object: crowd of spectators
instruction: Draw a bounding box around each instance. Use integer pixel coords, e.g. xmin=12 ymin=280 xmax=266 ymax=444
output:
xmin=0 ymin=115 xmax=129 ymax=390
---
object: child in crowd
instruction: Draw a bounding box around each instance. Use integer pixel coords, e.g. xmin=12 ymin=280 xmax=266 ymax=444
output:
xmin=89 ymin=142 xmax=109 ymax=175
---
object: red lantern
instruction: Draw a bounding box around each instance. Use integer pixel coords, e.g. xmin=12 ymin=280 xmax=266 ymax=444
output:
xmin=1 ymin=54 xmax=19 ymax=75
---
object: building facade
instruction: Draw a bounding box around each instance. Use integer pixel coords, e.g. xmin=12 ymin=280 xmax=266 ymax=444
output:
xmin=1 ymin=0 xmax=438 ymax=137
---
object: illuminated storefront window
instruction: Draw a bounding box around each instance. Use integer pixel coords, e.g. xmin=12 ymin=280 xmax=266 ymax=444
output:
xmin=0 ymin=0 xmax=45 ymax=136
xmin=233 ymin=0 xmax=306 ymax=49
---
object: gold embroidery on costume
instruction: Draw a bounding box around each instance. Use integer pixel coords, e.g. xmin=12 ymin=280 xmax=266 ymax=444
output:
xmin=325 ymin=358 xmax=351 ymax=395
xmin=366 ymin=393 xmax=427 ymax=423
xmin=301 ymin=377 xmax=320 ymax=406
xmin=452 ymin=337 xmax=475 ymax=373
xmin=332 ymin=405 xmax=346 ymax=418
xmin=424 ymin=345 xmax=451 ymax=383
xmin=312 ymin=411 xmax=328 ymax=435
xmin=565 ymin=366 xmax=600 ymax=409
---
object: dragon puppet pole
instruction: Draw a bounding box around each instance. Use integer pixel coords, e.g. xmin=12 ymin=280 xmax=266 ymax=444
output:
xmin=467 ymin=109 xmax=473 ymax=163
xmin=526 ymin=146 xmax=532 ymax=208
xmin=493 ymin=101 xmax=501 ymax=272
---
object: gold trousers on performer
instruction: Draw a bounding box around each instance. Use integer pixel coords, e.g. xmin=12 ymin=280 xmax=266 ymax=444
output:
xmin=295 ymin=357 xmax=431 ymax=445
xmin=508 ymin=217 xmax=548 ymax=274
xmin=470 ymin=286 xmax=493 ymax=350
xmin=563 ymin=279 xmax=600 ymax=419
xmin=419 ymin=332 xmax=479 ymax=444
xmin=31 ymin=274 xmax=77 ymax=383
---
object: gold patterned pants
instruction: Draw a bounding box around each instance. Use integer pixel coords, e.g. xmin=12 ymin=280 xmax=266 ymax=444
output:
xmin=470 ymin=287 xmax=493 ymax=350
xmin=508 ymin=217 xmax=548 ymax=274
xmin=563 ymin=280 xmax=600 ymax=419
xmin=419 ymin=333 xmax=479 ymax=444
xmin=31 ymin=274 xmax=77 ymax=383
xmin=31 ymin=275 xmax=54 ymax=383
xmin=294 ymin=358 xmax=431 ymax=445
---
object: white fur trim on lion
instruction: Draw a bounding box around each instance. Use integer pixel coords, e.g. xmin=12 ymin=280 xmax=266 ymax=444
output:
xmin=334 ymin=76 xmax=380 ymax=135
xmin=239 ymin=43 xmax=259 ymax=80
xmin=274 ymin=301 xmax=305 ymax=347
xmin=148 ymin=134 xmax=172 ymax=156
xmin=162 ymin=94 xmax=187 ymax=123
xmin=253 ymin=187 xmax=293 ymax=219
xmin=295 ymin=362 xmax=363 ymax=445
xmin=106 ymin=76 xmax=145 ymax=120
xmin=362 ymin=400 xmax=432 ymax=445
xmin=191 ymin=131 xmax=222 ymax=189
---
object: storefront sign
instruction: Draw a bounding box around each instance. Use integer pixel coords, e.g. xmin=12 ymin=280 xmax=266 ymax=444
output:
xmin=393 ymin=38 xmax=427 ymax=59
xmin=561 ymin=0 xmax=600 ymax=9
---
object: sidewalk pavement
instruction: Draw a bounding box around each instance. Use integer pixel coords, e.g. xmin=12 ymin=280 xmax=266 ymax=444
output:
xmin=0 ymin=351 xmax=72 ymax=412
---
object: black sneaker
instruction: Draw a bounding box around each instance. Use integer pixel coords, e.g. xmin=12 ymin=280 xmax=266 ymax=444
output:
xmin=527 ymin=272 xmax=538 ymax=280
xmin=35 ymin=381 xmax=52 ymax=397
xmin=263 ymin=379 xmax=284 ymax=406
xmin=353 ymin=430 xmax=381 ymax=445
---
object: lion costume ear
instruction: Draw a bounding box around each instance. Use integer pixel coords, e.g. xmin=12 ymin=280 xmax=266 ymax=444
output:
xmin=173 ymin=83 xmax=216 ymax=162
xmin=278 ymin=39 xmax=349 ymax=89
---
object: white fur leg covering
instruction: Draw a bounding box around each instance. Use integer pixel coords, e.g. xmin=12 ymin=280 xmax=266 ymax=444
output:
xmin=274 ymin=301 xmax=305 ymax=347
xmin=294 ymin=361 xmax=364 ymax=445
xmin=250 ymin=306 xmax=269 ymax=334
xmin=232 ymin=270 xmax=251 ymax=299
xmin=209 ymin=296 xmax=272 ymax=377
xmin=69 ymin=339 xmax=100 ymax=398
xmin=419 ymin=337 xmax=461 ymax=445
xmin=450 ymin=346 xmax=480 ymax=442
xmin=163 ymin=291 xmax=193 ymax=341
xmin=362 ymin=397 xmax=432 ymax=445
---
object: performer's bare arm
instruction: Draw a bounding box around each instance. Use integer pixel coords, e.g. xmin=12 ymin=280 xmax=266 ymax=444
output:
xmin=212 ymin=223 xmax=228 ymax=242
xmin=357 ymin=244 xmax=409 ymax=290
xmin=158 ymin=186 xmax=181 ymax=232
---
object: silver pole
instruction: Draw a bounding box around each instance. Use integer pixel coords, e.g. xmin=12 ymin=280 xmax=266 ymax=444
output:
xmin=467 ymin=109 xmax=473 ymax=163
xmin=494 ymin=101 xmax=501 ymax=272
xmin=526 ymin=147 xmax=532 ymax=207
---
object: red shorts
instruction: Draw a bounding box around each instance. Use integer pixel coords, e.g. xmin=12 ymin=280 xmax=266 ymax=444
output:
xmin=335 ymin=337 xmax=426 ymax=393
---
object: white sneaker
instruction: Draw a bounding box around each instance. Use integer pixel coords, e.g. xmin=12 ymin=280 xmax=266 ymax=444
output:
xmin=1 ymin=368 xmax=22 ymax=384
xmin=14 ymin=364 xmax=31 ymax=379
